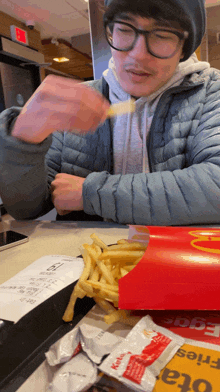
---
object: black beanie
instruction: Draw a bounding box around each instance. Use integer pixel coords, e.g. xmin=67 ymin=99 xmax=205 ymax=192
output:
xmin=104 ymin=0 xmax=206 ymax=61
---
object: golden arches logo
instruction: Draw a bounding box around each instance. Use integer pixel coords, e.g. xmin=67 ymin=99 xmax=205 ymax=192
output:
xmin=189 ymin=230 xmax=220 ymax=254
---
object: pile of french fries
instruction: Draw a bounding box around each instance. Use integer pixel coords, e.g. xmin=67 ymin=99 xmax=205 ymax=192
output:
xmin=62 ymin=234 xmax=147 ymax=325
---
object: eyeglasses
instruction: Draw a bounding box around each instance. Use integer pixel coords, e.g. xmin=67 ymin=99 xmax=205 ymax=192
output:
xmin=105 ymin=21 xmax=189 ymax=59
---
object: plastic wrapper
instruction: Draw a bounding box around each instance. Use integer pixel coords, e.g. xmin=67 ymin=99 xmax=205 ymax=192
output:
xmin=87 ymin=373 xmax=135 ymax=391
xmin=46 ymin=323 xmax=125 ymax=392
xmin=99 ymin=316 xmax=185 ymax=392
xmin=79 ymin=324 xmax=124 ymax=364
xmin=47 ymin=352 xmax=98 ymax=392
xmin=45 ymin=325 xmax=81 ymax=366
xmin=45 ymin=324 xmax=124 ymax=367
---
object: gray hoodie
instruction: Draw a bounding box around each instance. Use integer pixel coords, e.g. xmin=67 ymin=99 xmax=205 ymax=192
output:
xmin=103 ymin=53 xmax=210 ymax=175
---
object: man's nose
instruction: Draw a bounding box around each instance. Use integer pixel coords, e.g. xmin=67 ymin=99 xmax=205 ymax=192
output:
xmin=129 ymin=34 xmax=151 ymax=59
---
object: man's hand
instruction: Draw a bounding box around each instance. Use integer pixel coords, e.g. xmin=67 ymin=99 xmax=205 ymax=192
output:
xmin=51 ymin=173 xmax=85 ymax=216
xmin=12 ymin=75 xmax=110 ymax=143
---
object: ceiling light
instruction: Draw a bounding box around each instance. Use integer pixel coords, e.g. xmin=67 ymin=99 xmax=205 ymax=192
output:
xmin=53 ymin=57 xmax=70 ymax=63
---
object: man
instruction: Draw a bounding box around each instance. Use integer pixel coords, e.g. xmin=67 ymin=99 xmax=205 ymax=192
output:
xmin=0 ymin=0 xmax=220 ymax=226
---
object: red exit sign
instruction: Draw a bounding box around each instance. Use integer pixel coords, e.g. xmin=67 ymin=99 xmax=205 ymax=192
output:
xmin=10 ymin=25 xmax=28 ymax=46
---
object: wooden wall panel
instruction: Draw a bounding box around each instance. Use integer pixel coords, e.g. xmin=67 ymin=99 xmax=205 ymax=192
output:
xmin=195 ymin=47 xmax=201 ymax=61
xmin=207 ymin=5 xmax=220 ymax=69
xmin=41 ymin=40 xmax=93 ymax=80
xmin=0 ymin=11 xmax=42 ymax=52
xmin=0 ymin=9 xmax=93 ymax=80
xmin=195 ymin=32 xmax=209 ymax=62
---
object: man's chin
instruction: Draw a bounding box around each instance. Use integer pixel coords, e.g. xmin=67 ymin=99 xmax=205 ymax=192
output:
xmin=118 ymin=77 xmax=153 ymax=97
xmin=121 ymin=84 xmax=152 ymax=98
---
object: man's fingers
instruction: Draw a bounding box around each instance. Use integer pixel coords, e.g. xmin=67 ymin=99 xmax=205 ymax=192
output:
xmin=50 ymin=173 xmax=84 ymax=213
xmin=56 ymin=209 xmax=72 ymax=216
xmin=13 ymin=75 xmax=110 ymax=143
xmin=42 ymin=75 xmax=110 ymax=119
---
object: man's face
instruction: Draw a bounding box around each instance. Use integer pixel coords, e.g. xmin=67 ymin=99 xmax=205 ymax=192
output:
xmin=111 ymin=14 xmax=185 ymax=98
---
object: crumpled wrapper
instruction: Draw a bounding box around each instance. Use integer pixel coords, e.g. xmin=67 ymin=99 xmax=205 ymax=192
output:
xmin=45 ymin=323 xmax=124 ymax=392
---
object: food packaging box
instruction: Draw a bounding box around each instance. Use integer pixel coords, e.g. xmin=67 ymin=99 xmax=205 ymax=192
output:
xmin=150 ymin=310 xmax=220 ymax=345
xmin=119 ymin=226 xmax=220 ymax=310
xmin=153 ymin=339 xmax=220 ymax=392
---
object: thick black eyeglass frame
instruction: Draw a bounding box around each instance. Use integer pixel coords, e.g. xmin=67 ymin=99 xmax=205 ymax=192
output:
xmin=105 ymin=20 xmax=189 ymax=59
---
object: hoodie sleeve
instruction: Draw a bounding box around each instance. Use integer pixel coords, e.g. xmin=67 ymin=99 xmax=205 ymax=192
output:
xmin=83 ymin=73 xmax=220 ymax=226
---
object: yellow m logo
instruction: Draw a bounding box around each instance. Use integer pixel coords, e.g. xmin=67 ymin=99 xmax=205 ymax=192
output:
xmin=189 ymin=230 xmax=220 ymax=255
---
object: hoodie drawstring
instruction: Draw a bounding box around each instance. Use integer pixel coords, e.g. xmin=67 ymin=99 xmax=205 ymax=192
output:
xmin=122 ymin=111 xmax=133 ymax=175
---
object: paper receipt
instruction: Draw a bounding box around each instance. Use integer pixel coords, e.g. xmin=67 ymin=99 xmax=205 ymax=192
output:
xmin=0 ymin=255 xmax=84 ymax=323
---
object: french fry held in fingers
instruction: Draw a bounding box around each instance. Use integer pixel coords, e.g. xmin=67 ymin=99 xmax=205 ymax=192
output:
xmin=62 ymin=234 xmax=147 ymax=324
xmin=107 ymin=99 xmax=135 ymax=118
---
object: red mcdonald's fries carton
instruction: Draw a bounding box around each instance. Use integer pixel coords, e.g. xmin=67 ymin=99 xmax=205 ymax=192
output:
xmin=119 ymin=226 xmax=220 ymax=310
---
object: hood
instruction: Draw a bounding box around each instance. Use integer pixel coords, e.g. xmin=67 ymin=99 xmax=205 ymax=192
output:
xmin=103 ymin=53 xmax=210 ymax=105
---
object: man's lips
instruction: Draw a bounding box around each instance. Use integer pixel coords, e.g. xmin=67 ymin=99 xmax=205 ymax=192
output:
xmin=126 ymin=69 xmax=152 ymax=81
xmin=126 ymin=67 xmax=152 ymax=75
